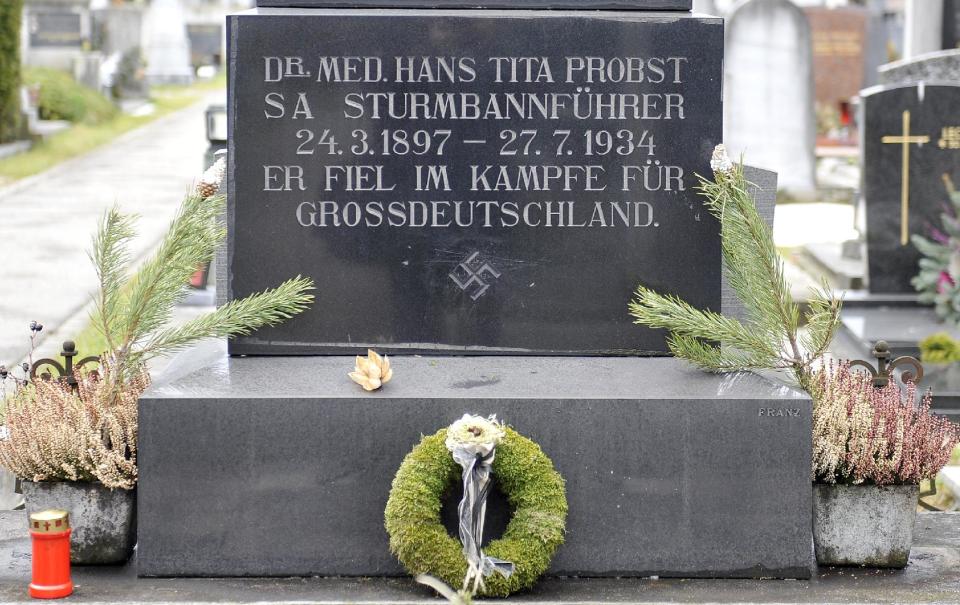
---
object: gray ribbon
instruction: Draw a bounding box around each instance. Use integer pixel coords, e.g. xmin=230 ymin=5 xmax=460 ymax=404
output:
xmin=450 ymin=447 xmax=514 ymax=592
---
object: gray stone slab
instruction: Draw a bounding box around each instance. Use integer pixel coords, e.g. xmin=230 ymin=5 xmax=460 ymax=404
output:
xmin=138 ymin=342 xmax=812 ymax=579
xmin=879 ymin=49 xmax=960 ymax=86
xmin=722 ymin=166 xmax=776 ymax=324
xmin=800 ymin=242 xmax=866 ymax=291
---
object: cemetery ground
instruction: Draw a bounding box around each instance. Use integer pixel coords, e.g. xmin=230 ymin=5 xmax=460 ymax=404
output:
xmin=0 ymin=511 xmax=959 ymax=603
xmin=0 ymin=75 xmax=225 ymax=186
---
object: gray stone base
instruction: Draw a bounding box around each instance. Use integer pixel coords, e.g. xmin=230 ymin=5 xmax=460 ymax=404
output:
xmin=137 ymin=342 xmax=813 ymax=579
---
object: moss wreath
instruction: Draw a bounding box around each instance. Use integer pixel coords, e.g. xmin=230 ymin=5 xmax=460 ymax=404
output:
xmin=384 ymin=426 xmax=567 ymax=597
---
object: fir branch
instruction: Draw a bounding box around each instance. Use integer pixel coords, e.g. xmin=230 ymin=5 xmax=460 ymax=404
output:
xmin=698 ymin=166 xmax=801 ymax=360
xmin=137 ymin=276 xmax=315 ymax=362
xmin=115 ymin=193 xmax=225 ymax=362
xmin=89 ymin=208 xmax=136 ymax=353
xmin=629 ymin=287 xmax=778 ymax=361
xmin=799 ymin=282 xmax=842 ymax=365
xmin=87 ymin=162 xmax=313 ymax=381
xmin=629 ymin=147 xmax=842 ymax=388
xmin=666 ymin=334 xmax=786 ymax=373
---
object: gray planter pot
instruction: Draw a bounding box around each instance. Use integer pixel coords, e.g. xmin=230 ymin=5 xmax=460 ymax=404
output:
xmin=812 ymin=483 xmax=919 ymax=568
xmin=22 ymin=481 xmax=136 ymax=565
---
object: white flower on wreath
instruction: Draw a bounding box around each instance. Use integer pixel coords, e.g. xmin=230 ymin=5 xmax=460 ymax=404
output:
xmin=445 ymin=414 xmax=505 ymax=458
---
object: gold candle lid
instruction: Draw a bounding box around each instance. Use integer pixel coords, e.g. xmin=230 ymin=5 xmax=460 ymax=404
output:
xmin=29 ymin=510 xmax=70 ymax=533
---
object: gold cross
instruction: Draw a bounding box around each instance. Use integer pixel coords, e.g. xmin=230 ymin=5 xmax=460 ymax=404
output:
xmin=882 ymin=110 xmax=930 ymax=246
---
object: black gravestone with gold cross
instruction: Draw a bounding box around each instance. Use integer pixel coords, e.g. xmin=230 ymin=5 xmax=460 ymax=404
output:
xmin=862 ymin=83 xmax=960 ymax=294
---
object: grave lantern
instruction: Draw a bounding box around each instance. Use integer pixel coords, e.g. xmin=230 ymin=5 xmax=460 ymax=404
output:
xmin=28 ymin=510 xmax=73 ymax=599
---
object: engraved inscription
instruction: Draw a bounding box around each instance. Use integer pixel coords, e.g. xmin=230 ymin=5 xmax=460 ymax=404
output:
xmin=758 ymin=408 xmax=802 ymax=418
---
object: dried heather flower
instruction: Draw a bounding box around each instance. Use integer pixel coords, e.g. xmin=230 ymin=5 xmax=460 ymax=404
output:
xmin=0 ymin=364 xmax=149 ymax=489
xmin=812 ymin=361 xmax=959 ymax=486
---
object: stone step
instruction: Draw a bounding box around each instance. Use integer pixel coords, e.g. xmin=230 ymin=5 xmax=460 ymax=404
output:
xmin=136 ymin=341 xmax=812 ymax=579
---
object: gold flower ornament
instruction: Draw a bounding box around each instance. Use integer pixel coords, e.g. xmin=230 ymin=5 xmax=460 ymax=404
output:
xmin=349 ymin=349 xmax=393 ymax=391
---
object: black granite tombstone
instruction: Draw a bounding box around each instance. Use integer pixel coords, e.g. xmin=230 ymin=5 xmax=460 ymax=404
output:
xmin=227 ymin=8 xmax=723 ymax=355
xmin=255 ymin=0 xmax=692 ymax=9
xmin=944 ymin=0 xmax=960 ymax=50
xmin=862 ymin=83 xmax=960 ymax=294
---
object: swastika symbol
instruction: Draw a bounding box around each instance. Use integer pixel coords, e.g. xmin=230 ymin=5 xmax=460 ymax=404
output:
xmin=449 ymin=251 xmax=501 ymax=301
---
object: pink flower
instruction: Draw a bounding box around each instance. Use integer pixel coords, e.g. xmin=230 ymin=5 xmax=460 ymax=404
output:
xmin=930 ymin=227 xmax=950 ymax=245
xmin=938 ymin=271 xmax=956 ymax=294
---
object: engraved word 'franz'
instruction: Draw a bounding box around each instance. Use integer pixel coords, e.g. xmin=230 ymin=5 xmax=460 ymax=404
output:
xmin=757 ymin=408 xmax=802 ymax=418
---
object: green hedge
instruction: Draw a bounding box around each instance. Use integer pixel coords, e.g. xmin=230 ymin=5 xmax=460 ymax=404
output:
xmin=24 ymin=68 xmax=117 ymax=125
xmin=0 ymin=0 xmax=24 ymax=143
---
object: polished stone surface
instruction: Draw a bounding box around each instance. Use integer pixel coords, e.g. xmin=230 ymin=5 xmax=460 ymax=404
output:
xmin=138 ymin=342 xmax=812 ymax=578
xmin=255 ymin=0 xmax=692 ymax=8
xmin=839 ymin=305 xmax=959 ymax=355
xmin=227 ymin=9 xmax=724 ymax=355
xmin=862 ymin=83 xmax=960 ymax=294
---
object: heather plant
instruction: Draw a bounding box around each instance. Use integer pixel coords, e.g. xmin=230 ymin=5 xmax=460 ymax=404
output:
xmin=0 ymin=364 xmax=147 ymax=489
xmin=812 ymin=362 xmax=959 ymax=486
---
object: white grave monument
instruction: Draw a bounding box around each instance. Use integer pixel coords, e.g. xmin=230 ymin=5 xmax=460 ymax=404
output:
xmin=904 ymin=0 xmax=944 ymax=59
xmin=724 ymin=0 xmax=816 ymax=198
xmin=143 ymin=0 xmax=194 ymax=85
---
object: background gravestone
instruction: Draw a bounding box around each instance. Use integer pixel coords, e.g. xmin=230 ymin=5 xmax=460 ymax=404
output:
xmin=28 ymin=9 xmax=82 ymax=48
xmin=227 ymin=9 xmax=724 ymax=356
xmin=904 ymin=0 xmax=944 ymax=59
xmin=22 ymin=0 xmax=90 ymax=72
xmin=805 ymin=6 xmax=868 ymax=110
xmin=692 ymin=0 xmax=717 ymax=15
xmin=861 ymin=83 xmax=960 ymax=294
xmin=724 ymin=0 xmax=816 ymax=198
xmin=946 ymin=0 xmax=960 ymax=50
xmin=143 ymin=0 xmax=193 ymax=85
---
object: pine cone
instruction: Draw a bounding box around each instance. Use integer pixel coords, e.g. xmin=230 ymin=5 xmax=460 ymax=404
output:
xmin=196 ymin=181 xmax=218 ymax=198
